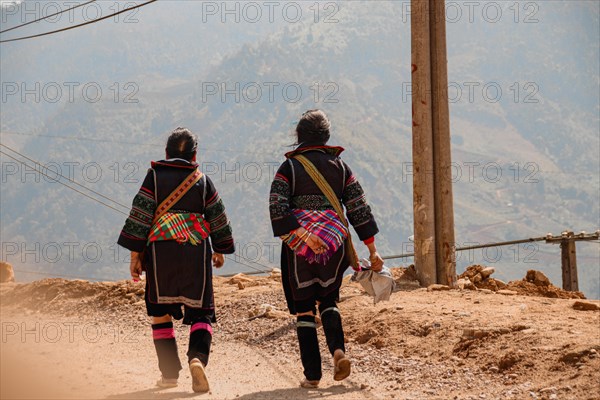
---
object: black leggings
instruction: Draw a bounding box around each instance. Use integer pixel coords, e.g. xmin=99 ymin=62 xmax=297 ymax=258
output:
xmin=151 ymin=315 xmax=213 ymax=380
xmin=294 ymin=289 xmax=338 ymax=314
xmin=294 ymin=291 xmax=346 ymax=381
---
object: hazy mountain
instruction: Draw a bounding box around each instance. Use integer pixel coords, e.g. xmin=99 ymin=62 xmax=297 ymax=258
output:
xmin=1 ymin=1 xmax=598 ymax=297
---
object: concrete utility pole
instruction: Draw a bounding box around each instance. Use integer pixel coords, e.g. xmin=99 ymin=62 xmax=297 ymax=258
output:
xmin=411 ymin=0 xmax=456 ymax=286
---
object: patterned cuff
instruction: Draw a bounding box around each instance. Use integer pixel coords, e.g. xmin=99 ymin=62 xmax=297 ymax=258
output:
xmin=363 ymin=236 xmax=375 ymax=245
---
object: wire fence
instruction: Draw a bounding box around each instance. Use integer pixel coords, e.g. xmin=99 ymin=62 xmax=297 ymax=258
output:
xmin=382 ymin=232 xmax=600 ymax=261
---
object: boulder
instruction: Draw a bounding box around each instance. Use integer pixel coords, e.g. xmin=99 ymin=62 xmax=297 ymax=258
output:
xmin=498 ymin=351 xmax=520 ymax=371
xmin=0 ymin=261 xmax=15 ymax=283
xmin=492 ymin=278 xmax=507 ymax=289
xmin=427 ymin=284 xmax=450 ymax=291
xmin=480 ymin=267 xmax=495 ymax=279
xmin=228 ymin=273 xmax=258 ymax=287
xmin=460 ymin=265 xmax=484 ymax=279
xmin=248 ymin=303 xmax=274 ymax=319
xmin=268 ymin=268 xmax=282 ymax=281
xmin=476 ymin=278 xmax=499 ymax=292
xmin=572 ymin=301 xmax=600 ymax=311
xmin=456 ymin=278 xmax=476 ymax=290
xmin=247 ymin=304 xmax=290 ymax=320
xmin=227 ymin=273 xmax=253 ymax=284
xmin=525 ymin=270 xmax=550 ymax=286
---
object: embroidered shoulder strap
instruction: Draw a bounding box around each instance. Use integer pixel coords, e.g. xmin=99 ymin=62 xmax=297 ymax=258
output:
xmin=293 ymin=154 xmax=360 ymax=270
xmin=153 ymin=168 xmax=203 ymax=224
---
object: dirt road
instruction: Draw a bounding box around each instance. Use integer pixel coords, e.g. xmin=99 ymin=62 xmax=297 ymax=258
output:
xmin=0 ymin=312 xmax=371 ymax=400
xmin=1 ymin=270 xmax=599 ymax=400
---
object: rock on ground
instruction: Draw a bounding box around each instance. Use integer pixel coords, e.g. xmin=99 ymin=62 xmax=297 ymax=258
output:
xmin=0 ymin=261 xmax=15 ymax=283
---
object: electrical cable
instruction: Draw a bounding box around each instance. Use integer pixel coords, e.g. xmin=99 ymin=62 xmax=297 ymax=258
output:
xmin=0 ymin=143 xmax=131 ymax=211
xmin=0 ymin=0 xmax=97 ymax=34
xmin=0 ymin=131 xmax=279 ymax=157
xmin=224 ymin=255 xmax=272 ymax=275
xmin=0 ymin=146 xmax=274 ymax=275
xmin=1 ymin=131 xmax=164 ymax=147
xmin=0 ymin=149 xmax=130 ymax=216
xmin=0 ymin=0 xmax=158 ymax=43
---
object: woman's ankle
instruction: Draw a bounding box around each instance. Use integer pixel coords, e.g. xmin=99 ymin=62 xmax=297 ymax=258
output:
xmin=333 ymin=349 xmax=345 ymax=362
xmin=189 ymin=358 xmax=206 ymax=367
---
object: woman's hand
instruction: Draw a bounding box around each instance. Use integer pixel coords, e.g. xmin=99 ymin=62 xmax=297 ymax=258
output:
xmin=212 ymin=253 xmax=224 ymax=268
xmin=130 ymin=251 xmax=143 ymax=281
xmin=365 ymin=240 xmax=384 ymax=272
xmin=369 ymin=252 xmax=384 ymax=272
xmin=296 ymin=227 xmax=328 ymax=255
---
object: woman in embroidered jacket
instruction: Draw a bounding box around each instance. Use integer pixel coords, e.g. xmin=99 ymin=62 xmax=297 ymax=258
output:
xmin=269 ymin=110 xmax=384 ymax=388
xmin=118 ymin=128 xmax=234 ymax=393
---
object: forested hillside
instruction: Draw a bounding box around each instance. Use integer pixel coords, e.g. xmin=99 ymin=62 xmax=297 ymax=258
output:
xmin=1 ymin=1 xmax=598 ymax=296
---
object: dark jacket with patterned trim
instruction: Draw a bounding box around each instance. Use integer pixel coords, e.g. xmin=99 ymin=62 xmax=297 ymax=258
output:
xmin=269 ymin=144 xmax=379 ymax=241
xmin=118 ymin=159 xmax=234 ymax=308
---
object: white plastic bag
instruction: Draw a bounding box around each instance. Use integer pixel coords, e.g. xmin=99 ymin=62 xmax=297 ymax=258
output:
xmin=351 ymin=259 xmax=395 ymax=304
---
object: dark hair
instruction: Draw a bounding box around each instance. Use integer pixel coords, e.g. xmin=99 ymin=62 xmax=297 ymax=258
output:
xmin=166 ymin=127 xmax=198 ymax=161
xmin=295 ymin=109 xmax=331 ymax=145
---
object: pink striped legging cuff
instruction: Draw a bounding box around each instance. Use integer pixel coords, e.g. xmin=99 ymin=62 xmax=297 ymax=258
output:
xmin=190 ymin=322 xmax=213 ymax=335
xmin=152 ymin=327 xmax=175 ymax=340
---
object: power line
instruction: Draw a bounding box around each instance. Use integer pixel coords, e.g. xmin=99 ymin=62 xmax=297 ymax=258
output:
xmin=0 ymin=149 xmax=130 ymax=216
xmin=0 ymin=131 xmax=278 ymax=156
xmin=1 ymin=131 xmax=164 ymax=148
xmin=0 ymin=0 xmax=158 ymax=44
xmin=0 ymin=0 xmax=97 ymax=34
xmin=224 ymin=255 xmax=272 ymax=275
xmin=0 ymin=146 xmax=273 ymax=275
xmin=0 ymin=143 xmax=131 ymax=211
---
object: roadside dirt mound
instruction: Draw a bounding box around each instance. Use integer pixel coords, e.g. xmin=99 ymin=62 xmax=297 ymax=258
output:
xmin=389 ymin=265 xmax=421 ymax=290
xmin=0 ymin=278 xmax=145 ymax=315
xmin=504 ymin=279 xmax=585 ymax=299
xmin=458 ymin=265 xmax=585 ymax=299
